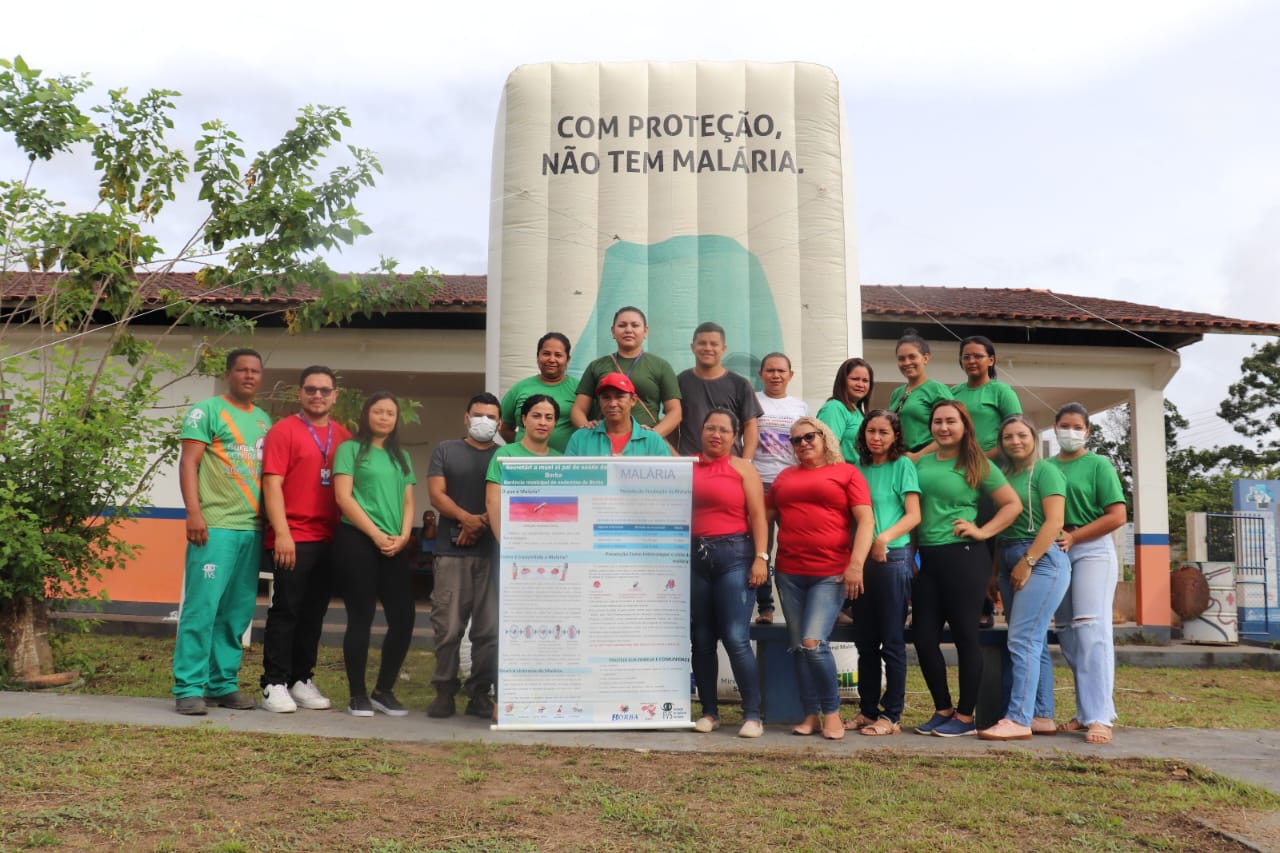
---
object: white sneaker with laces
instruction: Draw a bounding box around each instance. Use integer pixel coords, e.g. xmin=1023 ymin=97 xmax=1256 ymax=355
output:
xmin=260 ymin=683 xmax=297 ymax=713
xmin=288 ymin=679 xmax=332 ymax=710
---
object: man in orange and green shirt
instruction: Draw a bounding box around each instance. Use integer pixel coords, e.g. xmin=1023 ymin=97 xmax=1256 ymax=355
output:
xmin=173 ymin=349 xmax=272 ymax=714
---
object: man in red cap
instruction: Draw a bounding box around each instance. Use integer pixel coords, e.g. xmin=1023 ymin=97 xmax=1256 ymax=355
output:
xmin=564 ymin=373 xmax=672 ymax=457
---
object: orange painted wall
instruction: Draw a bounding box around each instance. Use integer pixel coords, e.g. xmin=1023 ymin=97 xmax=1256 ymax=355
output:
xmin=1134 ymin=543 xmax=1171 ymax=627
xmin=81 ymin=517 xmax=186 ymax=605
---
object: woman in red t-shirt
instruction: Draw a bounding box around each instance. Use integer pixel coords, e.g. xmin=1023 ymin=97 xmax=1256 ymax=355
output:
xmin=767 ymin=416 xmax=874 ymax=739
xmin=690 ymin=408 xmax=769 ymax=737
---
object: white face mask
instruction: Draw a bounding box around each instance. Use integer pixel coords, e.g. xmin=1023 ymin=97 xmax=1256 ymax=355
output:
xmin=467 ymin=415 xmax=498 ymax=443
xmin=1055 ymin=428 xmax=1087 ymax=453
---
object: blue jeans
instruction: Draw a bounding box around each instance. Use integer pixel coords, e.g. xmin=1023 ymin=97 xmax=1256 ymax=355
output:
xmin=1056 ymin=535 xmax=1118 ymax=726
xmin=775 ymin=571 xmax=844 ymax=715
xmin=690 ymin=534 xmax=761 ymax=721
xmin=997 ymin=539 xmax=1071 ymax=726
xmin=849 ymin=546 xmax=913 ymax=723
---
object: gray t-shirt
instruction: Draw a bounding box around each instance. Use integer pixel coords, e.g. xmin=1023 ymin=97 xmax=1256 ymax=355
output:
xmin=675 ymin=369 xmax=764 ymax=456
xmin=428 ymin=438 xmax=498 ymax=557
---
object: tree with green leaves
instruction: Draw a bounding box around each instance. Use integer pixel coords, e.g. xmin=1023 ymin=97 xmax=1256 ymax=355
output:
xmin=1216 ymin=337 xmax=1280 ymax=469
xmin=0 ymin=56 xmax=437 ymax=683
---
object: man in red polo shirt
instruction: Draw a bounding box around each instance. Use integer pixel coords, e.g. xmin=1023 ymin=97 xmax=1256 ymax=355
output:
xmin=258 ymin=366 xmax=352 ymax=712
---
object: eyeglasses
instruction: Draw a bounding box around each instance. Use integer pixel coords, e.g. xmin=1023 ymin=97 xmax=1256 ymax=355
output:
xmin=301 ymin=386 xmax=335 ymax=397
xmin=789 ymin=431 xmax=819 ymax=447
xmin=960 ymin=354 xmax=989 ymax=362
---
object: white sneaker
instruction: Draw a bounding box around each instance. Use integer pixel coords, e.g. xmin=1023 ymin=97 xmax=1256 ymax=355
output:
xmin=260 ymin=683 xmax=297 ymax=713
xmin=288 ymin=679 xmax=332 ymax=710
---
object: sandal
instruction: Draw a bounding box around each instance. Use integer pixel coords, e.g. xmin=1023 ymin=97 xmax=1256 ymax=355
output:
xmin=977 ymin=718 xmax=1032 ymax=741
xmin=860 ymin=716 xmax=901 ymax=736
xmin=1030 ymin=717 xmax=1057 ymax=736
xmin=1056 ymin=718 xmax=1086 ymax=734
xmin=1085 ymin=723 xmax=1113 ymax=745
xmin=822 ymin=713 xmax=845 ymax=740
xmin=843 ymin=713 xmax=877 ymax=731
xmin=792 ymin=714 xmax=820 ymax=736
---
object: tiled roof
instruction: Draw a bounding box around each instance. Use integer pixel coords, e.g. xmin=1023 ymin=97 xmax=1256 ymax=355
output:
xmin=3 ymin=273 xmax=1275 ymax=333
xmin=861 ymin=285 xmax=1279 ymax=333
xmin=0 ymin=271 xmax=486 ymax=308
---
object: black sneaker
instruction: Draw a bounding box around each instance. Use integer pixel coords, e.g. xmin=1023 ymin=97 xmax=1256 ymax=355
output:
xmin=205 ymin=691 xmax=255 ymax=710
xmin=348 ymin=695 xmax=374 ymax=717
xmin=175 ymin=696 xmax=208 ymax=716
xmin=465 ymin=693 xmax=495 ymax=719
xmin=370 ymin=689 xmax=409 ymax=717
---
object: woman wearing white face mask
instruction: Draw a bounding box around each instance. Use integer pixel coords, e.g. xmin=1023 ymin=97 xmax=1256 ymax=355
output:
xmin=1047 ymin=402 xmax=1127 ymax=745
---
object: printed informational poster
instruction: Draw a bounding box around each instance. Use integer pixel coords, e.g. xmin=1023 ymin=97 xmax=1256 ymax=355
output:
xmin=493 ymin=457 xmax=693 ymax=730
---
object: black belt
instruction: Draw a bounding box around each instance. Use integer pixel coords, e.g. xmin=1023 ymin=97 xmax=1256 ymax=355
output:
xmin=693 ymin=532 xmax=751 ymax=545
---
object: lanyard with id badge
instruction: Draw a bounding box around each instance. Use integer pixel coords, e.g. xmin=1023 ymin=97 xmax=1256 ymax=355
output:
xmin=299 ymin=413 xmax=334 ymax=487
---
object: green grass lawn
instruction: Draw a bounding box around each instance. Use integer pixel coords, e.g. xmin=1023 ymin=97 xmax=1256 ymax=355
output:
xmin=1 ymin=718 xmax=1275 ymax=852
xmin=0 ymin=632 xmax=1274 ymax=851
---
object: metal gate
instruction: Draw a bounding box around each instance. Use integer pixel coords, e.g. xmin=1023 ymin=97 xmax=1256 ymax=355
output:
xmin=1204 ymin=512 xmax=1273 ymax=640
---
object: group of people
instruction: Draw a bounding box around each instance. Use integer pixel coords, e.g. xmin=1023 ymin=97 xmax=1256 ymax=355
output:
xmin=173 ymin=311 xmax=1126 ymax=747
xmin=172 ymin=351 xmax=504 ymax=720
xmin=667 ymin=322 xmax=1124 ymax=745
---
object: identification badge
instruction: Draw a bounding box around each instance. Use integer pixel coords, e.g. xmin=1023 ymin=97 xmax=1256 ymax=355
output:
xmin=320 ymin=468 xmax=332 ymax=487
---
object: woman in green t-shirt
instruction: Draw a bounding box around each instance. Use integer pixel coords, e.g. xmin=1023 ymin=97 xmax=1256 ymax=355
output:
xmin=1047 ymin=402 xmax=1127 ymax=745
xmin=485 ymin=394 xmax=563 ymax=540
xmin=978 ymin=414 xmax=1070 ymax=741
xmin=845 ymin=409 xmax=920 ymax=736
xmin=816 ymin=357 xmax=873 ymax=464
xmin=888 ymin=329 xmax=954 ymax=461
xmin=950 ymin=336 xmax=1022 ymax=458
xmin=912 ymin=400 xmax=1021 ymax=738
xmin=333 ymin=392 xmax=416 ymax=719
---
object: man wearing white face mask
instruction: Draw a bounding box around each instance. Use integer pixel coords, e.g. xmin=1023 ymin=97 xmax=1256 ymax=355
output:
xmin=426 ymin=392 xmax=502 ymax=718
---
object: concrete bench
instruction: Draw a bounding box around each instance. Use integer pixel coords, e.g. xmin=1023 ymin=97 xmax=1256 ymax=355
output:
xmin=750 ymin=623 xmax=1059 ymax=729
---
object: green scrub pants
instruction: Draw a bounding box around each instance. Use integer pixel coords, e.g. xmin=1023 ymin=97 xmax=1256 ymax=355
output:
xmin=172 ymin=528 xmax=263 ymax=698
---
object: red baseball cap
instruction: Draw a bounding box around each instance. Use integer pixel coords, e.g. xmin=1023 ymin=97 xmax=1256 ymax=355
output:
xmin=595 ymin=372 xmax=636 ymax=395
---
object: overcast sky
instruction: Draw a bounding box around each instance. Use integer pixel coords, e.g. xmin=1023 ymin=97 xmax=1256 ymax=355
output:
xmin=3 ymin=0 xmax=1277 ymax=449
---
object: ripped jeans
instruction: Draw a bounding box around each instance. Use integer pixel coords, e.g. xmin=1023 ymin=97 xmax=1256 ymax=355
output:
xmin=775 ymin=571 xmax=844 ymax=715
xmin=1055 ymin=535 xmax=1118 ymax=727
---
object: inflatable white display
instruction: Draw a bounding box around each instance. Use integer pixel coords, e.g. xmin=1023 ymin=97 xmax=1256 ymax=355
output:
xmin=487 ymin=61 xmax=860 ymax=402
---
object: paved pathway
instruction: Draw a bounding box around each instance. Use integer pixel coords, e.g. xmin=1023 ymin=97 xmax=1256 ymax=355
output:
xmin=3 ymin=691 xmax=1278 ymax=798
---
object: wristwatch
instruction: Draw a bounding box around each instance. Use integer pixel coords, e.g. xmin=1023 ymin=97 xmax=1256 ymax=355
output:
xmin=1024 ymin=553 xmax=1037 ymax=567
xmin=755 ymin=552 xmax=770 ymax=562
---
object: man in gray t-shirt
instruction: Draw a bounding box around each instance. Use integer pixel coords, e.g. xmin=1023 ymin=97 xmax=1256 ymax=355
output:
xmin=426 ymin=393 xmax=500 ymax=719
xmin=675 ymin=322 xmax=763 ymax=457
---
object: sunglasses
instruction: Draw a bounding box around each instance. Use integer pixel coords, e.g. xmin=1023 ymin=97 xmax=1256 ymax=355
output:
xmin=301 ymin=386 xmax=336 ymax=397
xmin=789 ymin=431 xmax=819 ymax=447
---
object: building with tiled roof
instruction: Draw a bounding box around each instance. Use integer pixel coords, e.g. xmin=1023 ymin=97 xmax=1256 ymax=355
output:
xmin=5 ymin=271 xmax=1277 ymax=637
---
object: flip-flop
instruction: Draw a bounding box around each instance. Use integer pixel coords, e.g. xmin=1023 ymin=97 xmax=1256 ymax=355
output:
xmin=860 ymin=717 xmax=901 ymax=736
xmin=1085 ymin=723 xmax=1113 ymax=744
xmin=1057 ymin=718 xmax=1086 ymax=734
xmin=843 ymin=714 xmax=876 ymax=731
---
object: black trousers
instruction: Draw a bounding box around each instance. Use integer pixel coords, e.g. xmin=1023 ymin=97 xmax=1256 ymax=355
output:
xmin=913 ymin=542 xmax=990 ymax=716
xmin=333 ymin=524 xmax=415 ymax=698
xmin=260 ymin=541 xmax=334 ymax=689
